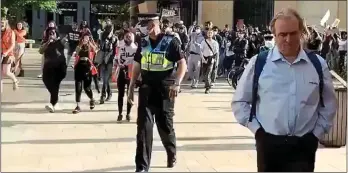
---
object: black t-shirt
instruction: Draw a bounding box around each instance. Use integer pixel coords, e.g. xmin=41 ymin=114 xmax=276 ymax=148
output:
xmin=67 ymin=30 xmax=80 ymax=54
xmin=134 ymin=33 xmax=182 ymax=85
xmin=44 ymin=39 xmax=66 ymax=65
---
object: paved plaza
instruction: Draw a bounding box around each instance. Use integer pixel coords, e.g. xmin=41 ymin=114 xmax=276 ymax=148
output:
xmin=1 ymin=50 xmax=346 ymax=172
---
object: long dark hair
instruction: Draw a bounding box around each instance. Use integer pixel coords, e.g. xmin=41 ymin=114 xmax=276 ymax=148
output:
xmin=43 ymin=27 xmax=58 ymax=43
xmin=78 ymin=33 xmax=92 ymax=51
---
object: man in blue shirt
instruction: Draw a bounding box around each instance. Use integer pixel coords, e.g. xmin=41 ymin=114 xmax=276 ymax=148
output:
xmin=232 ymin=8 xmax=337 ymax=172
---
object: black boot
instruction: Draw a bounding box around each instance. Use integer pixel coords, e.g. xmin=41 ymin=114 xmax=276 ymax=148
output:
xmin=17 ymin=69 xmax=24 ymax=77
xmin=90 ymin=99 xmax=95 ymax=110
xmin=100 ymin=96 xmax=105 ymax=104
xmin=167 ymin=155 xmax=177 ymax=168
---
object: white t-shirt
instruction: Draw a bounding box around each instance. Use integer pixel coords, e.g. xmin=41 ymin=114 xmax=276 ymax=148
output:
xmin=116 ymin=40 xmax=137 ymax=65
xmin=200 ymin=39 xmax=219 ymax=57
xmin=338 ymin=39 xmax=347 ymax=51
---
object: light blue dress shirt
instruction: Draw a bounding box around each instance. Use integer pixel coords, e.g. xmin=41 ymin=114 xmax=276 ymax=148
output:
xmin=231 ymin=46 xmax=337 ymax=139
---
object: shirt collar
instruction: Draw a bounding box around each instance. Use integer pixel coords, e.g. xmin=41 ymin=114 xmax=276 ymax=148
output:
xmin=271 ymin=45 xmax=309 ymax=63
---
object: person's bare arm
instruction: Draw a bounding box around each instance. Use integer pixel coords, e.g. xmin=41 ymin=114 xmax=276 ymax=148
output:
xmin=129 ymin=61 xmax=141 ymax=89
xmin=4 ymin=31 xmax=16 ymax=55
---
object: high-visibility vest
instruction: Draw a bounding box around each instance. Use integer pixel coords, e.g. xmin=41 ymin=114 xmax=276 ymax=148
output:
xmin=140 ymin=35 xmax=174 ymax=72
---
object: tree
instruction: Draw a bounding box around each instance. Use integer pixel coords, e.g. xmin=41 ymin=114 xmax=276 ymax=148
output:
xmin=1 ymin=0 xmax=58 ymax=21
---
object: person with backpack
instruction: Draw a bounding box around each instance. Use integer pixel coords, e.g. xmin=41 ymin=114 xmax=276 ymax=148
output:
xmin=231 ymin=8 xmax=337 ymax=172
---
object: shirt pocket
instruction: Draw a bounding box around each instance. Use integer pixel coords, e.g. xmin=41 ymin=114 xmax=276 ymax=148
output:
xmin=302 ymin=76 xmax=320 ymax=106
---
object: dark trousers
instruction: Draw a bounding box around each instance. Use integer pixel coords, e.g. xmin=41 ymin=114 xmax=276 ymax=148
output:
xmin=100 ymin=63 xmax=113 ymax=97
xmin=338 ymin=50 xmax=347 ymax=73
xmin=117 ymin=67 xmax=132 ymax=115
xmin=135 ymin=83 xmax=176 ymax=171
xmin=234 ymin=54 xmax=243 ymax=67
xmin=211 ymin=59 xmax=218 ymax=83
xmin=202 ymin=62 xmax=214 ymax=89
xmin=42 ymin=62 xmax=67 ymax=106
xmin=74 ymin=61 xmax=93 ymax=102
xmin=255 ymin=128 xmax=318 ymax=172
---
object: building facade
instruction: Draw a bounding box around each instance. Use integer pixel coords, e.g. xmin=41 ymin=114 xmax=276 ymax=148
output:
xmin=199 ymin=1 xmax=347 ymax=30
xmin=138 ymin=0 xmax=347 ymax=30
xmin=30 ymin=0 xmax=347 ymax=39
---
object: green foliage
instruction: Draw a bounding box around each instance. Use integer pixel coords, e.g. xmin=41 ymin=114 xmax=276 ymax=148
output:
xmin=93 ymin=3 xmax=130 ymax=30
xmin=1 ymin=0 xmax=58 ymax=19
xmin=2 ymin=0 xmax=58 ymax=12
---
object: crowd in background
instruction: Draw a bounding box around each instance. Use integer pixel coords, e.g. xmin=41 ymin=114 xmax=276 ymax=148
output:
xmin=2 ymin=16 xmax=347 ymax=96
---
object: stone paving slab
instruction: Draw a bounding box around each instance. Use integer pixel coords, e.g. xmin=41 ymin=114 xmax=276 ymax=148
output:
xmin=1 ymin=51 xmax=346 ymax=172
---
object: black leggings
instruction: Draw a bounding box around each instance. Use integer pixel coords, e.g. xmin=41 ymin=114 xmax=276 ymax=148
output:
xmin=117 ymin=68 xmax=132 ymax=115
xmin=42 ymin=62 xmax=67 ymax=106
xmin=74 ymin=61 xmax=93 ymax=102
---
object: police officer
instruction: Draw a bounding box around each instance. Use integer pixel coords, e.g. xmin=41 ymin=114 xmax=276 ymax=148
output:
xmin=128 ymin=13 xmax=187 ymax=172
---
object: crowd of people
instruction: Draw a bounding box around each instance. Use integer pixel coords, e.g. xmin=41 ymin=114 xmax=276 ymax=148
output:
xmin=0 ymin=7 xmax=346 ymax=172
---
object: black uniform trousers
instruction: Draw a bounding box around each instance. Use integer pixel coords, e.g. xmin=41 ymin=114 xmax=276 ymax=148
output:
xmin=255 ymin=128 xmax=318 ymax=172
xmin=117 ymin=67 xmax=132 ymax=115
xmin=74 ymin=60 xmax=93 ymax=102
xmin=42 ymin=61 xmax=67 ymax=106
xmin=135 ymin=82 xmax=176 ymax=171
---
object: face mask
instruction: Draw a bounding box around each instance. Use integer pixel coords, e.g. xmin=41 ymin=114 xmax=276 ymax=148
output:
xmin=265 ymin=40 xmax=274 ymax=48
xmin=165 ymin=27 xmax=172 ymax=34
xmin=195 ymin=29 xmax=201 ymax=34
xmin=139 ymin=26 xmax=148 ymax=36
xmin=205 ymin=27 xmax=209 ymax=30
xmin=124 ymin=40 xmax=131 ymax=45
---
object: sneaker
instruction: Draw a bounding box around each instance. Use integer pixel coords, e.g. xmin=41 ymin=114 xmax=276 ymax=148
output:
xmin=205 ymin=89 xmax=210 ymax=94
xmin=105 ymin=94 xmax=112 ymax=101
xmin=37 ymin=74 xmax=42 ymax=78
xmin=13 ymin=80 xmax=19 ymax=90
xmin=45 ymin=104 xmax=54 ymax=113
xmin=126 ymin=114 xmax=131 ymax=122
xmin=72 ymin=106 xmax=81 ymax=114
xmin=117 ymin=115 xmax=123 ymax=121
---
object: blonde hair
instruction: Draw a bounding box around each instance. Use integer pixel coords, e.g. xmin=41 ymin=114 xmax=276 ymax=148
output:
xmin=269 ymin=8 xmax=309 ymax=38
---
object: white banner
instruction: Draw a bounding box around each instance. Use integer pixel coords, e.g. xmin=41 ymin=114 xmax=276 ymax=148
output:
xmin=320 ymin=10 xmax=330 ymax=27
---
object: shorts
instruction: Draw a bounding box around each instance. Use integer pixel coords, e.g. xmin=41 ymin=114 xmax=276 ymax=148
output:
xmin=2 ymin=55 xmax=15 ymax=64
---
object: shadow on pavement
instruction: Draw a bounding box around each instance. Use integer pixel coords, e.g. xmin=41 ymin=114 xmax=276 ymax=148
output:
xmin=80 ymin=165 xmax=135 ymax=172
xmin=1 ymin=100 xmax=117 ymax=105
xmin=1 ymin=136 xmax=253 ymax=145
xmin=1 ymin=120 xmax=238 ymax=127
xmin=1 ymin=108 xmax=117 ymax=114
